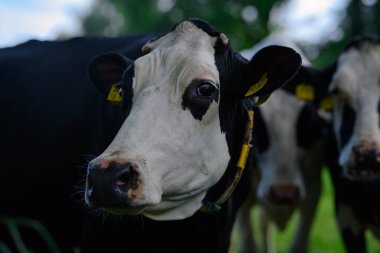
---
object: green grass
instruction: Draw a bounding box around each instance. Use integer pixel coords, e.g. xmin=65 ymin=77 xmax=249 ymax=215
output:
xmin=230 ymin=168 xmax=380 ymax=253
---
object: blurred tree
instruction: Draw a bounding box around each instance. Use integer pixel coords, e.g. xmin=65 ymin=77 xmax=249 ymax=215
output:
xmin=313 ymin=0 xmax=380 ymax=67
xmin=78 ymin=0 xmax=380 ymax=66
xmin=79 ymin=0 xmax=287 ymax=50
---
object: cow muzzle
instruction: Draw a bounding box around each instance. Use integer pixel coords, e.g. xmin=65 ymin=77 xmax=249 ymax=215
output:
xmin=85 ymin=159 xmax=143 ymax=212
xmin=347 ymin=141 xmax=380 ymax=180
xmin=268 ymin=184 xmax=300 ymax=206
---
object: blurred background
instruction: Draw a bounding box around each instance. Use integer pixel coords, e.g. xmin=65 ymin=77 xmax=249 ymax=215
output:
xmin=1 ymin=0 xmax=380 ymax=252
xmin=1 ymin=0 xmax=380 ymax=68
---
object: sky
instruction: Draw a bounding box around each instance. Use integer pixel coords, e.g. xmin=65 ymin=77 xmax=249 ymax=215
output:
xmin=0 ymin=0 xmax=94 ymax=47
xmin=272 ymin=0 xmax=349 ymax=44
xmin=0 ymin=0 xmax=349 ymax=48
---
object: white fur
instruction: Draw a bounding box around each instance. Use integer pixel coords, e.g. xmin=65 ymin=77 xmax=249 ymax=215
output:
xmin=93 ymin=21 xmax=230 ymax=220
xmin=330 ymin=43 xmax=380 ymax=170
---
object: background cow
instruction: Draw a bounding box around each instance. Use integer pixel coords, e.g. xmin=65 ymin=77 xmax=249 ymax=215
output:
xmin=278 ymin=35 xmax=380 ymax=253
xmin=234 ymin=36 xmax=330 ymax=253
xmin=0 ymin=18 xmax=302 ymax=252
xmin=322 ymin=35 xmax=380 ymax=253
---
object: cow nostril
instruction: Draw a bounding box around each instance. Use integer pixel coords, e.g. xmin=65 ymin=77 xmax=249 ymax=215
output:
xmin=116 ymin=164 xmax=139 ymax=192
xmin=269 ymin=185 xmax=300 ymax=205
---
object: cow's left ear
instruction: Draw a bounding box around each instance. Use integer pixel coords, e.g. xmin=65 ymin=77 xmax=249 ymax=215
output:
xmin=241 ymin=45 xmax=301 ymax=102
xmin=88 ymin=52 xmax=133 ymax=104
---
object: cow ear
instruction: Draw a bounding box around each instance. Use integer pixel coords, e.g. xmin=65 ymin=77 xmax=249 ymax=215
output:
xmin=88 ymin=53 xmax=133 ymax=104
xmin=282 ymin=63 xmax=337 ymax=111
xmin=242 ymin=46 xmax=301 ymax=102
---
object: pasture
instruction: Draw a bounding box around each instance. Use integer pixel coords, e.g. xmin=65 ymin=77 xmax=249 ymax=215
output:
xmin=231 ymin=168 xmax=380 ymax=253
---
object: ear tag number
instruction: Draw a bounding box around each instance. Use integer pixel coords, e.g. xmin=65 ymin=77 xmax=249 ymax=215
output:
xmin=107 ymin=84 xmax=122 ymax=105
xmin=245 ymin=73 xmax=268 ymax=97
xmin=295 ymin=83 xmax=314 ymax=101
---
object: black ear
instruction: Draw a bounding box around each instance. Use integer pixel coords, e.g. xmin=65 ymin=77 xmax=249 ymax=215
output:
xmin=282 ymin=62 xmax=337 ymax=110
xmin=88 ymin=52 xmax=133 ymax=104
xmin=242 ymin=46 xmax=302 ymax=100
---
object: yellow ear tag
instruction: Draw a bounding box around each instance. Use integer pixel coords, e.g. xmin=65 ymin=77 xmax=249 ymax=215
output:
xmin=295 ymin=83 xmax=315 ymax=101
xmin=319 ymin=96 xmax=333 ymax=111
xmin=107 ymin=84 xmax=122 ymax=105
xmin=245 ymin=73 xmax=268 ymax=97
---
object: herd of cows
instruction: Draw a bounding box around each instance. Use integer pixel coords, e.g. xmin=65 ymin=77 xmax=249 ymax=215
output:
xmin=0 ymin=18 xmax=379 ymax=253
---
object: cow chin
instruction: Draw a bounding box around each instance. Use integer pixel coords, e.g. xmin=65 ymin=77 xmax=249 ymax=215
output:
xmin=141 ymin=191 xmax=206 ymax=220
xmin=343 ymin=166 xmax=380 ymax=181
xmin=101 ymin=191 xmax=206 ymax=221
xmin=265 ymin=204 xmax=295 ymax=231
xmin=105 ymin=206 xmax=146 ymax=216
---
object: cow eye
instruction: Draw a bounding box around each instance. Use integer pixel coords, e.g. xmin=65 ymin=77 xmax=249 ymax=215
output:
xmin=331 ymin=87 xmax=344 ymax=97
xmin=197 ymin=81 xmax=217 ymax=97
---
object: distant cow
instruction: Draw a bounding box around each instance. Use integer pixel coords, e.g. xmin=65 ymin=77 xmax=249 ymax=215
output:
xmin=0 ymin=18 xmax=302 ymax=252
xmin=235 ymin=37 xmax=330 ymax=253
xmin=323 ymin=36 xmax=380 ymax=253
xmin=287 ymin=35 xmax=380 ymax=253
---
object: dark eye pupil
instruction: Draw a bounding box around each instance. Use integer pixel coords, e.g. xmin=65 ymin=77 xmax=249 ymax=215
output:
xmin=197 ymin=83 xmax=215 ymax=97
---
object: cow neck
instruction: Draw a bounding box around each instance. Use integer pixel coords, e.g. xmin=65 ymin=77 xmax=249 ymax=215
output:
xmin=199 ymin=98 xmax=255 ymax=214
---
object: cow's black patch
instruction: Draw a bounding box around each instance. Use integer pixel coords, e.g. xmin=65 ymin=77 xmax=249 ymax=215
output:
xmin=297 ymin=103 xmax=329 ymax=149
xmin=253 ymin=109 xmax=270 ymax=153
xmin=120 ymin=64 xmax=135 ymax=116
xmin=340 ymin=104 xmax=356 ymax=147
xmin=181 ymin=79 xmax=219 ymax=120
xmin=378 ymin=99 xmax=380 ymax=128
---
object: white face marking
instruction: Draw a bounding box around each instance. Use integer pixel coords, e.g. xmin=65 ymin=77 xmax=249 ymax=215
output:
xmin=256 ymin=90 xmax=306 ymax=203
xmin=330 ymin=43 xmax=380 ymax=169
xmin=93 ymin=21 xmax=230 ymax=220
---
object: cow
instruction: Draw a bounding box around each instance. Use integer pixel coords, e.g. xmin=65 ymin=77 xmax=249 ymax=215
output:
xmin=234 ymin=36 xmax=330 ymax=253
xmin=82 ymin=18 xmax=304 ymax=252
xmin=283 ymin=35 xmax=380 ymax=253
xmin=0 ymin=33 xmax=153 ymax=252
xmin=0 ymin=18 xmax=302 ymax=252
xmin=322 ymin=35 xmax=380 ymax=253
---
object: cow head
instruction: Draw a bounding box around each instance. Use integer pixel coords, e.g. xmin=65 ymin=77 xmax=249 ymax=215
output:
xmin=85 ymin=18 xmax=301 ymax=220
xmin=253 ymin=88 xmax=328 ymax=228
xmin=328 ymin=36 xmax=380 ymax=180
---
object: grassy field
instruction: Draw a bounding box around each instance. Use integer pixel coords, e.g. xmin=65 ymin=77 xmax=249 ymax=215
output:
xmin=230 ymin=168 xmax=380 ymax=253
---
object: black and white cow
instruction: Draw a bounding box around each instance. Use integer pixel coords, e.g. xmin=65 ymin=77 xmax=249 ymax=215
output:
xmin=320 ymin=36 xmax=380 ymax=253
xmin=281 ymin=35 xmax=380 ymax=253
xmin=234 ymin=36 xmax=330 ymax=253
xmin=0 ymin=18 xmax=302 ymax=252
xmin=82 ymin=19 xmax=302 ymax=252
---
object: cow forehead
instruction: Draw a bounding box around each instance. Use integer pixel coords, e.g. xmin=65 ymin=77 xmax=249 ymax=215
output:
xmin=133 ymin=21 xmax=220 ymax=93
xmin=332 ymin=44 xmax=380 ymax=100
xmin=260 ymin=90 xmax=305 ymax=128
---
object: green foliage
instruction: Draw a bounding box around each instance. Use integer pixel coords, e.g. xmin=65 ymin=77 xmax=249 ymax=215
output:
xmin=313 ymin=0 xmax=380 ymax=67
xmin=80 ymin=0 xmax=286 ymax=50
xmin=79 ymin=0 xmax=380 ymax=65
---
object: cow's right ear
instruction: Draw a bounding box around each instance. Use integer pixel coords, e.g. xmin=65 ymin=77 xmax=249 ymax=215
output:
xmin=232 ymin=46 xmax=302 ymax=105
xmin=88 ymin=52 xmax=133 ymax=104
